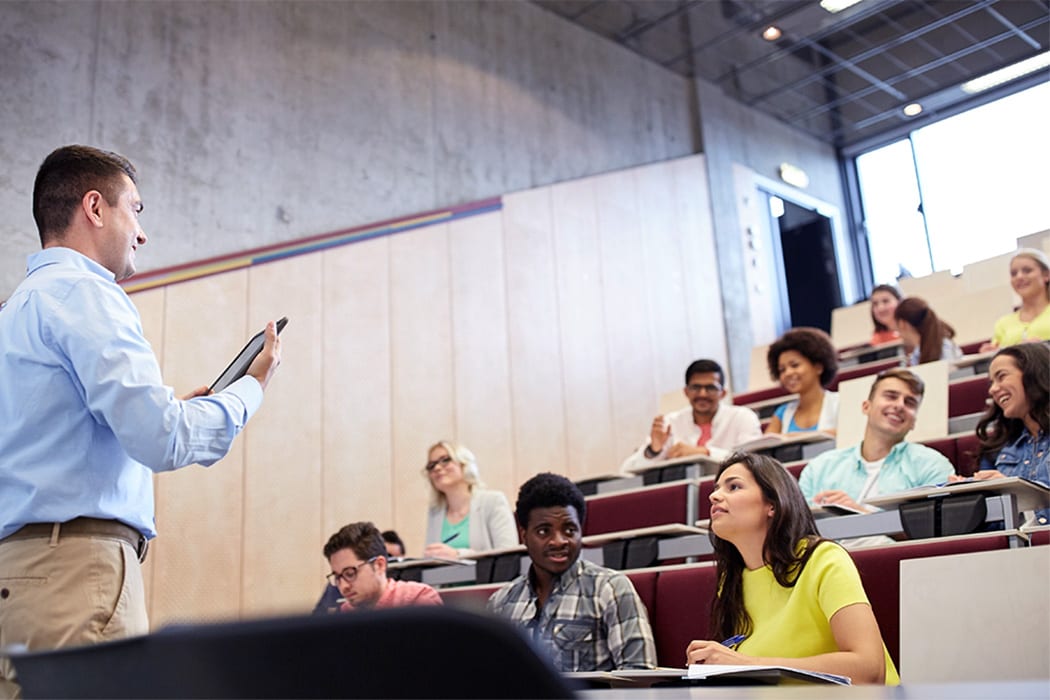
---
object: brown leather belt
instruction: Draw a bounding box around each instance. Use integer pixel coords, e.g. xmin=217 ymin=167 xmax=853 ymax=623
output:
xmin=3 ymin=517 xmax=149 ymax=562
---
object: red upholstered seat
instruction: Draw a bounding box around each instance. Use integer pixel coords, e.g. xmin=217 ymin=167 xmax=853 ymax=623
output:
xmin=785 ymin=462 xmax=806 ymax=480
xmin=651 ymin=564 xmax=719 ymax=667
xmin=828 ymin=358 xmax=901 ymax=391
xmin=948 ymin=376 xmax=990 ymax=417
xmin=1030 ymin=528 xmax=1050 ymax=546
xmin=959 ymin=340 xmax=988 ymax=355
xmin=954 ymin=433 xmax=982 ymax=476
xmin=922 ymin=437 xmax=957 ymax=466
xmin=732 ymin=386 xmax=788 ymax=406
xmin=848 ymin=532 xmax=1014 ymax=672
xmin=584 ymin=482 xmax=691 ymax=536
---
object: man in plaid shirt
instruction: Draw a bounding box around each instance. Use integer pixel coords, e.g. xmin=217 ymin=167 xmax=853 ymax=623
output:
xmin=487 ymin=473 xmax=656 ymax=671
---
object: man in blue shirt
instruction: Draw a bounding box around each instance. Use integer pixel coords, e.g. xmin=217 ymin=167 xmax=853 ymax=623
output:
xmin=799 ymin=368 xmax=953 ymax=512
xmin=0 ymin=145 xmax=282 ymax=696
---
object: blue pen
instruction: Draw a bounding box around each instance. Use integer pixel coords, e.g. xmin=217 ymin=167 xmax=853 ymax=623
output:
xmin=441 ymin=533 xmax=458 ymax=544
xmin=721 ymin=634 xmax=747 ymax=649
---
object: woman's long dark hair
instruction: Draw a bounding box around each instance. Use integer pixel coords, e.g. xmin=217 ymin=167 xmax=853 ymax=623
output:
xmin=895 ymin=296 xmax=955 ymax=364
xmin=709 ymin=452 xmax=828 ymax=641
xmin=975 ymin=344 xmax=1050 ymax=464
xmin=870 ymin=284 xmax=901 ymax=333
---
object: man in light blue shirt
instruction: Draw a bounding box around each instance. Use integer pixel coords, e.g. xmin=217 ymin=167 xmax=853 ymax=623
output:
xmin=799 ymin=368 xmax=953 ymax=512
xmin=0 ymin=145 xmax=282 ymax=696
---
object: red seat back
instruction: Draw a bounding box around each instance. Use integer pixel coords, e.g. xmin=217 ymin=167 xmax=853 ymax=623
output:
xmin=948 ymin=376 xmax=990 ymax=417
xmin=954 ymin=433 xmax=982 ymax=476
xmin=651 ymin=564 xmax=719 ymax=667
xmin=828 ymin=358 xmax=900 ymax=391
xmin=584 ymin=482 xmax=690 ymax=536
xmin=848 ymin=533 xmax=1013 ymax=672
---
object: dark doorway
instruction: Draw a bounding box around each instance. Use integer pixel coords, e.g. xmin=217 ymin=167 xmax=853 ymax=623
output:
xmin=767 ymin=195 xmax=843 ymax=333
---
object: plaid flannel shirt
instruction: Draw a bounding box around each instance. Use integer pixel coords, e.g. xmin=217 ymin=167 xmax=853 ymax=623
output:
xmin=487 ymin=558 xmax=656 ymax=672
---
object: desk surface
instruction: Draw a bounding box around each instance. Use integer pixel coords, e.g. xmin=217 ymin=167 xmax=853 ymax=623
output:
xmin=575 ymin=680 xmax=1049 ymax=699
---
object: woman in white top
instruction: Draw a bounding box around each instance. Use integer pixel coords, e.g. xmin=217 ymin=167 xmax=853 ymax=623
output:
xmin=894 ymin=297 xmax=962 ymax=366
xmin=765 ymin=327 xmax=839 ymax=435
xmin=423 ymin=440 xmax=516 ymax=559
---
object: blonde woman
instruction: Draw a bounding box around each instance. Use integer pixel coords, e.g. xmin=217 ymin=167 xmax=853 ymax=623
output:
xmin=982 ymin=248 xmax=1050 ymax=351
xmin=423 ymin=441 xmax=516 ymax=559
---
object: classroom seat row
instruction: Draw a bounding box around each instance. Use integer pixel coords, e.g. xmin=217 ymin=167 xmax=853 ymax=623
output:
xmin=438 ymin=529 xmax=1046 ymax=671
xmin=584 ymin=430 xmax=982 ymax=539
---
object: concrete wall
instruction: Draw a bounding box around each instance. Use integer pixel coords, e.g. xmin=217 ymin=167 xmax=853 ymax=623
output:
xmin=0 ymin=0 xmax=697 ymax=297
xmin=694 ymin=77 xmax=847 ymax=386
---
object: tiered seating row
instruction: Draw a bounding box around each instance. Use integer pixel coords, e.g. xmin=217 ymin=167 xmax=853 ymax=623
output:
xmin=440 ymin=531 xmax=1038 ymax=671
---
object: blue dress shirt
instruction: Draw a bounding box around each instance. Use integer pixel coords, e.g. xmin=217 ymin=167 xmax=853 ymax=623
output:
xmin=799 ymin=440 xmax=954 ymax=504
xmin=0 ymin=248 xmax=263 ymax=540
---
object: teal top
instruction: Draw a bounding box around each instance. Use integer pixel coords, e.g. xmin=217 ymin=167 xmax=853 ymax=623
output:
xmin=440 ymin=515 xmax=470 ymax=549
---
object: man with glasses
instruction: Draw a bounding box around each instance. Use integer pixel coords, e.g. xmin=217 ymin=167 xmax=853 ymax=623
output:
xmin=321 ymin=522 xmax=442 ymax=612
xmin=621 ymin=359 xmax=761 ymax=472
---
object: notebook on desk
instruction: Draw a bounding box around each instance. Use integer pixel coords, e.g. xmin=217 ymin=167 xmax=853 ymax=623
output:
xmin=687 ymin=664 xmax=850 ymax=685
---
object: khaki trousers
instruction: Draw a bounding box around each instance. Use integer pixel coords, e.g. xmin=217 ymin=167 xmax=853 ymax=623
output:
xmin=0 ymin=532 xmax=148 ymax=699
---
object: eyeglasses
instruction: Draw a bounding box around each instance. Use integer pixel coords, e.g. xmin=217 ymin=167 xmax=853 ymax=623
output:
xmin=686 ymin=383 xmax=722 ymax=394
xmin=326 ymin=556 xmax=378 ymax=586
xmin=425 ymin=455 xmax=453 ymax=472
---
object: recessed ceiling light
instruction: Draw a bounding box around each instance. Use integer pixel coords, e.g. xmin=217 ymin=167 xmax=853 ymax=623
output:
xmin=820 ymin=0 xmax=864 ymax=13
xmin=902 ymin=103 xmax=923 ymax=117
xmin=961 ymin=52 xmax=1050 ymax=94
xmin=762 ymin=26 xmax=782 ymax=41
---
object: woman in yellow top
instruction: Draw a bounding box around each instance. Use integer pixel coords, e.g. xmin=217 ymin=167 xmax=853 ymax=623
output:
xmin=982 ymin=249 xmax=1050 ymax=351
xmin=686 ymin=452 xmax=898 ymax=685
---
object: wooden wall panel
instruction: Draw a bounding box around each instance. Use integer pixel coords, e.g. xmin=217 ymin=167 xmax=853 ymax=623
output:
xmin=502 ymin=187 xmax=569 ymax=488
xmin=389 ymin=227 xmax=456 ymax=556
xmin=635 ymin=161 xmax=694 ymax=399
xmin=149 ymin=272 xmax=249 ymax=626
xmin=550 ymin=176 xmax=616 ymax=477
xmin=447 ymin=213 xmax=517 ymax=501
xmin=129 ymin=287 xmax=166 ymax=622
xmin=320 ymin=239 xmax=394 ymax=568
xmin=593 ymin=169 xmax=657 ymax=466
xmin=127 ymin=154 xmax=725 ymax=623
xmin=242 ymin=256 xmax=324 ymax=615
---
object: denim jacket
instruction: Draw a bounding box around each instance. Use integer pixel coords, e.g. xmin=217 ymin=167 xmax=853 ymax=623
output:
xmin=980 ymin=430 xmax=1050 ymax=525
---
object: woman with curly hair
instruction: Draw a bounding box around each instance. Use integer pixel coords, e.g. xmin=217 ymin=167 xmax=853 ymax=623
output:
xmin=951 ymin=343 xmax=1049 ymax=525
xmin=893 ymin=297 xmax=962 ymax=366
xmin=765 ymin=327 xmax=839 ymax=434
xmin=685 ymin=453 xmax=897 ymax=684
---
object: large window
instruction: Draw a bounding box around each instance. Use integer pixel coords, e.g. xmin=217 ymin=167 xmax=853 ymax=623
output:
xmin=857 ymin=81 xmax=1050 ymax=285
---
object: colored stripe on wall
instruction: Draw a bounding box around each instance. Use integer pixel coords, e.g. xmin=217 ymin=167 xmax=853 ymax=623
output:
xmin=122 ymin=197 xmax=503 ymax=294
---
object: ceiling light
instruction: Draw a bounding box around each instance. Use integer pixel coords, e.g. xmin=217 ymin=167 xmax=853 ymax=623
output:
xmin=902 ymin=103 xmax=923 ymax=117
xmin=961 ymin=52 xmax=1050 ymax=94
xmin=761 ymin=26 xmax=782 ymax=41
xmin=820 ymin=0 xmax=864 ymax=13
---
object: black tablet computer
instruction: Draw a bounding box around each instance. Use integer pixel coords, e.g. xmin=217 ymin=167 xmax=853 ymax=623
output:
xmin=210 ymin=317 xmax=288 ymax=393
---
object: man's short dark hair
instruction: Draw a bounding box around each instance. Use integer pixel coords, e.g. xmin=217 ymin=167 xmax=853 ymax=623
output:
xmin=33 ymin=145 xmax=137 ymax=245
xmin=381 ymin=529 xmax=405 ymax=555
xmin=685 ymin=359 xmax=725 ymax=387
xmin=323 ymin=521 xmax=386 ymax=561
xmin=868 ymin=368 xmax=925 ymax=400
xmin=514 ymin=473 xmax=586 ymax=528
